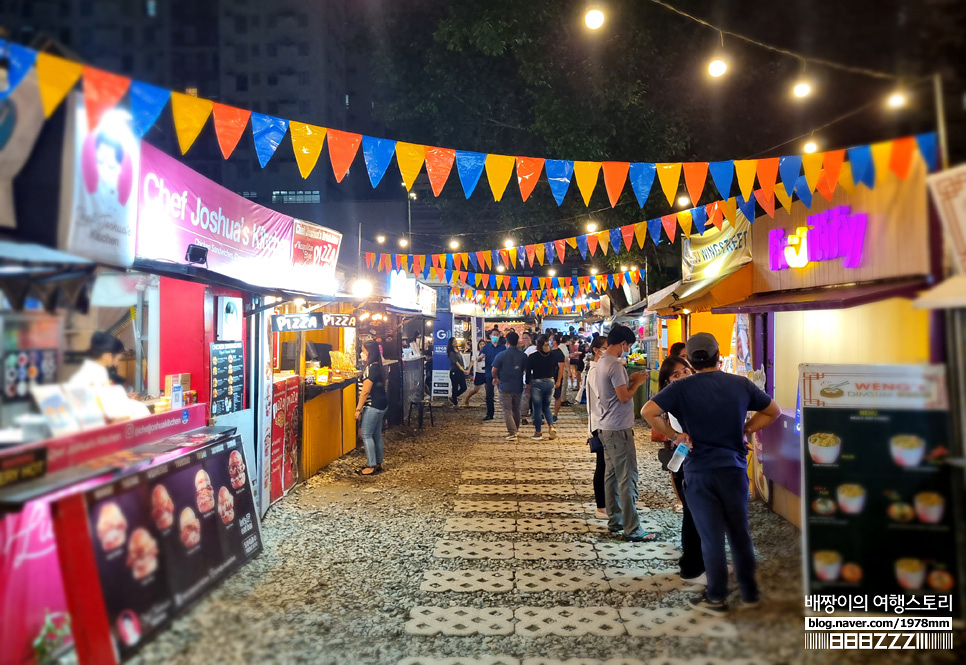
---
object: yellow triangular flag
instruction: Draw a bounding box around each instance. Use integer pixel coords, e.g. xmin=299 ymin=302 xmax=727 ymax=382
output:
xmin=485 ymin=154 xmax=515 ymax=202
xmin=721 ymin=197 xmax=737 ymax=226
xmin=396 ymin=142 xmax=426 ymax=190
xmin=677 ymin=211 xmax=692 ymax=237
xmin=508 ymin=247 xmax=518 ymax=266
xmin=656 ymin=163 xmax=683 ymax=206
xmin=734 ymin=160 xmax=758 ymax=202
xmin=573 ymin=161 xmax=602 ymax=206
xmin=838 ymin=162 xmax=855 ymax=194
xmin=597 ymin=230 xmax=610 ymax=255
xmin=802 ymin=153 xmax=824 ymax=193
xmin=290 ymin=122 xmax=327 ymax=179
xmin=565 ymin=237 xmax=577 ymax=249
xmin=36 ymin=53 xmax=83 ymax=117
xmin=461 ymin=253 xmax=470 ymax=269
xmin=774 ymin=183 xmax=793 ymax=212
xmin=870 ymin=141 xmax=892 ymax=188
xmin=634 ymin=222 xmax=648 ymax=248
xmin=170 ymin=92 xmax=213 ymax=154
xmin=535 ymin=243 xmax=546 ymax=265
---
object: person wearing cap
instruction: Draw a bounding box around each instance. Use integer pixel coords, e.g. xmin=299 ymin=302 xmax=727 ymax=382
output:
xmin=641 ymin=332 xmax=781 ymax=615
xmin=68 ymin=332 xmax=125 ymax=389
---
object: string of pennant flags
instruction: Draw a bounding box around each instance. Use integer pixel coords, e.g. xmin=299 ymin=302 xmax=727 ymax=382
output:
xmin=392 ymin=265 xmax=643 ymax=295
xmin=0 ymin=42 xmax=939 ymax=214
xmin=448 ymin=288 xmax=599 ymax=316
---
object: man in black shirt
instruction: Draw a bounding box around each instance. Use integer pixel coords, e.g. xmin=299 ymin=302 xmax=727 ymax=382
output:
xmin=550 ymin=334 xmax=568 ymax=421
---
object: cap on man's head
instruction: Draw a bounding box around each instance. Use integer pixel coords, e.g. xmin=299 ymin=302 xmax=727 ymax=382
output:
xmin=685 ymin=332 xmax=719 ymax=362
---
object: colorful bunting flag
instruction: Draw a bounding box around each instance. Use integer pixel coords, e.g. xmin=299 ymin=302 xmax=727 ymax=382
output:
xmin=601 ymin=161 xmax=629 ymax=208
xmin=629 ymin=162 xmax=656 ymax=208
xmin=847 ymin=145 xmax=874 ymax=188
xmin=455 ymin=150 xmax=486 ymax=198
xmin=1 ymin=43 xmax=36 ymax=102
xmin=129 ymin=81 xmax=170 ymax=138
xmin=289 ymin=122 xmax=326 ymax=179
xmin=396 ymin=142 xmax=425 ymax=190
xmin=545 ymin=159 xmax=575 ymax=206
xmin=778 ymin=155 xmax=802 ymax=197
xmin=756 ymin=157 xmax=779 ymax=199
xmin=734 ymin=159 xmax=758 ymax=202
xmin=889 ymin=136 xmax=916 ymax=180
xmin=82 ymin=66 xmax=131 ymax=130
xmin=676 ymin=210 xmax=692 ymax=237
xmin=753 ymin=189 xmax=775 ymax=218
xmin=586 ymin=233 xmax=599 ymax=256
xmin=870 ymin=141 xmax=892 ymax=187
xmin=251 ymin=113 xmax=288 ymax=168
xmin=170 ymin=92 xmax=212 ymax=154
xmin=801 ymin=152 xmax=824 ymax=193
xmin=362 ymin=136 xmax=397 ymax=187
xmin=425 ymin=147 xmax=456 ymax=197
xmin=656 ymin=162 xmax=683 ymax=206
xmin=36 ymin=53 xmax=82 ymax=117
xmin=647 ymin=218 xmax=662 ymax=245
xmin=212 ymin=103 xmax=252 ymax=159
xmin=485 ymin=154 xmax=515 ymax=202
xmin=326 ymin=129 xmax=362 ymax=182
xmin=574 ymin=161 xmax=602 ymax=206
xmin=661 ymin=214 xmax=677 ymax=244
xmin=682 ymin=162 xmax=708 ymax=206
xmin=708 ymin=161 xmax=734 ymax=200
xmin=916 ymin=133 xmax=937 ymax=171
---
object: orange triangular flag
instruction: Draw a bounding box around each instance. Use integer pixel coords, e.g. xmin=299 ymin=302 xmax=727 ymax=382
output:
xmin=586 ymin=233 xmax=599 ymax=256
xmin=525 ymin=245 xmax=536 ymax=266
xmin=705 ymin=202 xmax=722 ymax=231
xmin=453 ymin=253 xmax=462 ymax=271
xmin=621 ymin=224 xmax=635 ymax=251
xmin=574 ymin=161 xmax=602 ymax=206
xmin=823 ymin=150 xmax=845 ymax=194
xmin=634 ymin=222 xmax=648 ymax=248
xmin=802 ymin=153 xmax=824 ymax=193
xmin=734 ymin=160 xmax=758 ymax=201
xmin=396 ymin=142 xmax=426 ymax=190
xmin=425 ymin=147 xmax=456 ymax=197
xmin=483 ymin=154 xmax=514 ymax=201
xmin=889 ymin=137 xmax=916 ymax=180
xmin=602 ymin=162 xmax=630 ymax=208
xmin=756 ymin=157 xmax=779 ymax=199
xmin=682 ymin=162 xmax=708 ymax=206
xmin=677 ymin=211 xmax=692 ymax=237
xmin=815 ymin=170 xmax=836 ymax=202
xmin=661 ymin=214 xmax=677 ymax=244
xmin=326 ymin=129 xmax=362 ymax=183
xmin=82 ymin=67 xmax=131 ymax=130
xmin=170 ymin=92 xmax=213 ymax=154
xmin=554 ymin=239 xmax=567 ymax=263
xmin=657 ymin=163 xmax=683 ymax=206
xmin=37 ymin=53 xmax=83 ymax=117
xmin=516 ymin=156 xmax=544 ymax=202
xmin=753 ymin=189 xmax=775 ymax=218
xmin=214 ymin=103 xmax=253 ymax=160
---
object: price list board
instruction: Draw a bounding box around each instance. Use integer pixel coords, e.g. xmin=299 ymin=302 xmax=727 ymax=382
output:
xmin=210 ymin=342 xmax=244 ymax=416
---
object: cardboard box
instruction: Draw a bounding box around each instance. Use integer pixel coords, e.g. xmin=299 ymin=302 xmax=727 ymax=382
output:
xmin=164 ymin=373 xmax=191 ymax=396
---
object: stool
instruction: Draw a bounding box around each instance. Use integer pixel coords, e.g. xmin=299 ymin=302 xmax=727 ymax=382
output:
xmin=407 ymin=399 xmax=435 ymax=428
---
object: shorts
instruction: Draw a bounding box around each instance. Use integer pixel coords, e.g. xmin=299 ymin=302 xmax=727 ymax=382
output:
xmin=554 ymin=385 xmax=562 ymax=399
xmin=474 ymin=373 xmax=488 ymax=386
xmin=575 ymin=360 xmax=585 ymax=372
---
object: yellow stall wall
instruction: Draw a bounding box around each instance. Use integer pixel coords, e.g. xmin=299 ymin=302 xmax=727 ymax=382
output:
xmin=688 ymin=312 xmax=735 ymax=355
xmin=774 ymin=297 xmax=930 ymax=409
xmin=342 ymin=382 xmax=357 ymax=455
xmin=302 ymin=390 xmax=344 ymax=477
xmin=665 ymin=317 xmax=682 ymax=353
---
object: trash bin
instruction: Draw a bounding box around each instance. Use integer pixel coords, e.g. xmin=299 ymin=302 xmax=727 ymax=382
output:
xmin=628 ymin=363 xmax=649 ymax=418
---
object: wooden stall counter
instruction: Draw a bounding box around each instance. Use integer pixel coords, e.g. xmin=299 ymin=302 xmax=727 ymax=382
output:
xmin=302 ymin=378 xmax=357 ymax=478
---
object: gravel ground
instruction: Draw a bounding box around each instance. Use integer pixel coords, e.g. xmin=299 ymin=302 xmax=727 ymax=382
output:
xmin=64 ymin=394 xmax=960 ymax=665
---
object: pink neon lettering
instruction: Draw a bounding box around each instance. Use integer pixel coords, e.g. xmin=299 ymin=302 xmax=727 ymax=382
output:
xmin=768 ymin=205 xmax=866 ymax=271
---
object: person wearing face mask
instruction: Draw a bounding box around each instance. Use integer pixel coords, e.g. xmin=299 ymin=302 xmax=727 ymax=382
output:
xmin=479 ymin=329 xmax=505 ymax=421
xmin=526 ymin=334 xmax=558 ymax=440
xmin=591 ymin=324 xmax=654 ymax=542
xmin=354 ymin=341 xmax=389 ymax=476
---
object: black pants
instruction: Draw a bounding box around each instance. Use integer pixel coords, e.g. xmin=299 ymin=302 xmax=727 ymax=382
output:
xmin=484 ymin=381 xmax=495 ymax=418
xmin=593 ymin=449 xmax=606 ymax=509
xmin=450 ymin=369 xmax=467 ymax=403
xmin=673 ymin=469 xmax=705 ymax=579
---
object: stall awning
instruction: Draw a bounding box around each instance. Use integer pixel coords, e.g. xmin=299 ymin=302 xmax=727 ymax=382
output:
xmin=0 ymin=240 xmax=96 ymax=312
xmin=913 ymin=275 xmax=966 ymax=310
xmin=712 ymin=277 xmax=929 ymax=315
xmin=648 ymin=264 xmax=753 ymax=316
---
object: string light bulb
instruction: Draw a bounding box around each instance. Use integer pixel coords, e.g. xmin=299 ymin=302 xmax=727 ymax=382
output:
xmin=677 ymin=195 xmax=690 ymax=207
xmin=398 ymin=238 xmax=409 ymax=248
xmin=708 ymin=58 xmax=727 ymax=77
xmin=803 ymin=140 xmax=818 ymax=154
xmin=497 ymin=265 xmax=505 ymax=273
xmin=793 ymin=80 xmax=812 ymax=98
xmin=590 ymin=268 xmax=598 ymax=275
xmin=449 ymin=240 xmax=459 ymax=249
xmin=376 ymin=235 xmax=386 ymax=244
xmin=887 ymin=90 xmax=908 ymax=109
xmin=584 ymin=8 xmax=604 ymax=30
xmin=586 ymin=222 xmax=598 ymax=232
xmin=548 ymin=269 xmax=557 ymax=276
xmin=503 ymin=239 xmax=514 ymax=248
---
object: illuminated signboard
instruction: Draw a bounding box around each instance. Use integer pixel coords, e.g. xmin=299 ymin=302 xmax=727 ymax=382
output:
xmin=271 ymin=312 xmax=356 ymax=332
xmin=768 ymin=205 xmax=867 ymax=271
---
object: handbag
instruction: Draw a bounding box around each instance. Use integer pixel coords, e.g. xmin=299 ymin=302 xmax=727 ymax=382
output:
xmin=657 ymin=446 xmax=674 ymax=472
xmin=588 ymin=433 xmax=603 ymax=453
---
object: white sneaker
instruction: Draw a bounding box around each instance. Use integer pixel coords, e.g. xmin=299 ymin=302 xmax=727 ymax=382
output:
xmin=594 ymin=508 xmax=609 ymax=520
xmin=531 ymin=433 xmax=544 ymax=440
xmin=548 ymin=426 xmax=557 ymax=440
xmin=505 ymin=433 xmax=518 ymax=441
xmin=682 ymin=572 xmax=707 ymax=586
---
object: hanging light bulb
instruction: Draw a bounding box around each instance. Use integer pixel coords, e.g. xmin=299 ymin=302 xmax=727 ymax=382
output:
xmin=803 ymin=140 xmax=818 ymax=154
xmin=793 ymin=80 xmax=812 ymax=98
xmin=886 ymin=90 xmax=908 ymax=109
xmin=398 ymin=238 xmax=409 ymax=248
xmin=503 ymin=239 xmax=514 ymax=248
xmin=586 ymin=222 xmax=598 ymax=233
xmin=376 ymin=235 xmax=386 ymax=244
xmin=590 ymin=268 xmax=598 ymax=275
xmin=584 ymin=8 xmax=605 ymax=30
xmin=708 ymin=58 xmax=727 ymax=78
xmin=497 ymin=265 xmax=505 ymax=273
xmin=449 ymin=239 xmax=459 ymax=249
xmin=548 ymin=269 xmax=557 ymax=276
xmin=677 ymin=195 xmax=690 ymax=207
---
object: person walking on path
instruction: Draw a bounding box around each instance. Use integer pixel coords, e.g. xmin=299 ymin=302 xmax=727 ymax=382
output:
xmin=591 ymin=325 xmax=655 ymax=542
xmin=447 ymin=337 xmax=470 ymax=409
xmin=520 ymin=331 xmax=536 ymax=425
xmin=461 ymin=339 xmax=487 ymax=408
xmin=550 ymin=334 xmax=568 ymax=421
xmin=492 ymin=331 xmax=528 ymax=440
xmin=526 ymin=334 xmax=559 ymax=440
xmin=653 ymin=355 xmax=705 ymax=584
xmin=642 ymin=332 xmax=781 ymax=615
xmin=354 ymin=341 xmax=389 ymax=476
xmin=480 ymin=331 xmax=505 ymax=421
xmin=585 ymin=335 xmax=609 ymax=520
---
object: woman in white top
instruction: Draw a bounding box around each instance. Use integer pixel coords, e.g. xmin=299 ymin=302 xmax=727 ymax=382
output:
xmin=585 ymin=336 xmax=608 ymax=520
xmin=461 ymin=339 xmax=488 ymax=408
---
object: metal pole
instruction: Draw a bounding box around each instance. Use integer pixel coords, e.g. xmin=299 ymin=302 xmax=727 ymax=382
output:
xmin=357 ymin=221 xmax=362 ymax=279
xmin=407 ymin=196 xmax=412 ymax=247
xmin=933 ymin=71 xmax=950 ymax=170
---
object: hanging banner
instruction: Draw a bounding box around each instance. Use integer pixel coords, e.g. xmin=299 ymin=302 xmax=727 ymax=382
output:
xmin=682 ymin=209 xmax=752 ymax=282
xmin=291 ymin=219 xmax=342 ymax=284
xmin=136 ymin=142 xmax=295 ymax=287
xmin=431 ymin=313 xmax=453 ymax=399
xmin=799 ymin=364 xmax=961 ymax=619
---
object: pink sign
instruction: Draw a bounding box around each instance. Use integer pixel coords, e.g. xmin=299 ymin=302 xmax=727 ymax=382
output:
xmin=292 ymin=219 xmax=342 ymax=275
xmin=768 ymin=205 xmax=867 ymax=271
xmin=136 ymin=143 xmax=295 ymax=286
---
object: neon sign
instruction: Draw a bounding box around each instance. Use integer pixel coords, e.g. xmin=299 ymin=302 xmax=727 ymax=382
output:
xmin=768 ymin=205 xmax=867 ymax=271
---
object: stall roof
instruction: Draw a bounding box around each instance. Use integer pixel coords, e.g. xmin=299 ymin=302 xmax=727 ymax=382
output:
xmin=648 ymin=264 xmax=752 ymax=316
xmin=913 ymin=275 xmax=966 ymax=310
xmin=712 ymin=277 xmax=929 ymax=315
xmin=0 ymin=240 xmax=96 ymax=312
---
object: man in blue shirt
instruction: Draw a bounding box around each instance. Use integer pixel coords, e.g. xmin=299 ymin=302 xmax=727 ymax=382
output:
xmin=480 ymin=329 xmax=505 ymax=421
xmin=492 ymin=331 xmax=527 ymax=440
xmin=642 ymin=332 xmax=780 ymax=616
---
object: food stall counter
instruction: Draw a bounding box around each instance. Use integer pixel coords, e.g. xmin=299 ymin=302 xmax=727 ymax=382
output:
xmin=302 ymin=376 xmax=358 ymax=478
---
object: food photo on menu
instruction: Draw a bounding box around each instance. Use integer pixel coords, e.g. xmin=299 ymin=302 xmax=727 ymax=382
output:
xmin=151 ymin=484 xmax=175 ymax=531
xmin=217 ymin=486 xmax=235 ymax=525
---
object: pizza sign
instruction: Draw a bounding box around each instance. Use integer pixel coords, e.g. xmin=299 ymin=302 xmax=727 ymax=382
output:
xmin=271 ymin=313 xmax=356 ymax=332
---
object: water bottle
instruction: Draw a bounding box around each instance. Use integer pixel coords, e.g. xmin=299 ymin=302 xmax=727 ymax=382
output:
xmin=667 ymin=442 xmax=689 ymax=472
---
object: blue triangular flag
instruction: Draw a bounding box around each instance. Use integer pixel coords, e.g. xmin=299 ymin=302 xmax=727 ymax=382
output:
xmin=552 ymin=277 xmax=559 ymax=288
xmin=708 ymin=161 xmax=734 ymax=199
xmin=455 ymin=150 xmax=486 ymax=198
xmin=576 ymin=234 xmax=588 ymax=259
xmin=511 ymin=276 xmax=518 ymax=289
xmin=489 ymin=274 xmax=496 ymax=288
xmin=545 ymin=160 xmax=574 ymax=206
xmin=251 ymin=113 xmax=288 ymax=168
xmin=737 ymin=194 xmax=756 ymax=223
xmin=607 ymin=274 xmax=615 ymax=289
xmin=362 ymin=136 xmax=396 ymax=188
xmin=468 ymin=252 xmax=479 ymax=271
xmin=609 ymin=227 xmax=621 ymax=254
xmin=691 ymin=206 xmax=708 ymax=236
xmin=1 ymin=43 xmax=36 ymax=101
xmin=779 ymin=155 xmax=802 ymax=197
xmin=445 ymin=253 xmax=454 ymax=269
xmin=468 ymin=272 xmax=476 ymax=284
xmin=445 ymin=269 xmax=453 ymax=283
xmin=628 ymin=163 xmax=656 ymax=207
xmin=517 ymin=246 xmax=526 ymax=267
xmin=490 ymin=250 xmax=500 ymax=269
xmin=544 ymin=242 xmax=555 ymax=265
xmin=847 ymin=145 xmax=874 ymax=188
xmin=129 ymin=80 xmax=170 ymax=137
xmin=794 ymin=175 xmax=812 ymax=208
xmin=916 ymin=133 xmax=938 ymax=172
xmin=647 ymin=218 xmax=662 ymax=244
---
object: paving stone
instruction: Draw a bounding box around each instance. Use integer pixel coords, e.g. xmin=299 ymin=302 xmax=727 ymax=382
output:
xmin=618 ymin=607 xmax=737 ymax=638
xmin=463 ymin=459 xmax=516 ymax=469
xmin=405 ymin=606 xmax=515 ymax=636
xmin=515 ymin=569 xmax=609 ymax=592
xmin=514 ymin=471 xmax=571 ymax=481
xmin=513 ymin=460 xmax=570 ymax=469
xmin=587 ymin=518 xmax=664 ymax=534
xmin=518 ymin=501 xmax=590 ymax=515
xmin=594 ymin=541 xmax=680 ymax=561
xmin=513 ymin=541 xmax=597 ymax=561
xmin=522 ymin=660 xmax=645 ymax=665
xmin=516 ymin=518 xmax=590 ymax=534
xmin=444 ymin=517 xmax=517 ymax=533
xmin=397 ymin=658 xmax=520 ymax=665
xmin=433 ymin=539 xmax=514 ymax=560
xmin=514 ymin=606 xmax=624 ymax=637
xmin=461 ymin=470 xmax=518 ymax=481
xmin=420 ymin=570 xmax=516 ymax=593
xmin=453 ymin=500 xmax=519 ymax=513
xmin=603 ymin=569 xmax=702 ymax=593
xmin=458 ymin=484 xmax=574 ymax=495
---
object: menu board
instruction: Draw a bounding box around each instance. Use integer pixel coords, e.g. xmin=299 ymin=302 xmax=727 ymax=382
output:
xmin=800 ymin=364 xmax=961 ymax=617
xmin=210 ymin=342 xmax=244 ymax=416
xmin=3 ymin=348 xmax=58 ymax=401
xmin=83 ymin=435 xmax=261 ymax=659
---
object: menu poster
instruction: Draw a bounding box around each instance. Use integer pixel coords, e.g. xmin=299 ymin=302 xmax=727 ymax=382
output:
xmin=3 ymin=348 xmax=58 ymax=401
xmin=84 ymin=436 xmax=262 ymax=659
xmin=800 ymin=364 xmax=961 ymax=618
xmin=210 ymin=342 xmax=244 ymax=416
